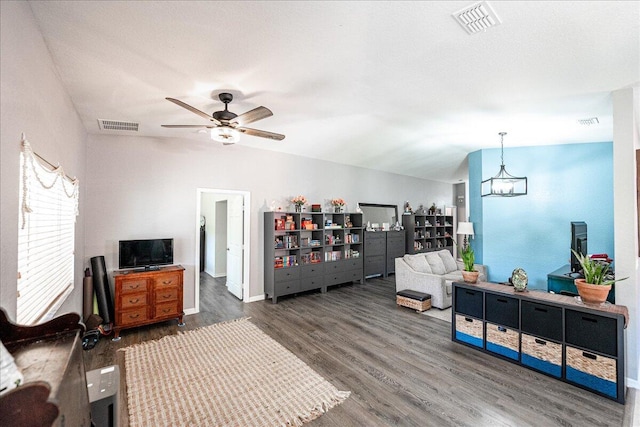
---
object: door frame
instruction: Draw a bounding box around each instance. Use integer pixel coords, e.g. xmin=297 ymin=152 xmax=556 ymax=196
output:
xmin=194 ymin=188 xmax=250 ymax=311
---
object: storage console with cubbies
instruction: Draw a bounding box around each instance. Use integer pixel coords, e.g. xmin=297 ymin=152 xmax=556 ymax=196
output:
xmin=264 ymin=211 xmax=364 ymax=303
xmin=452 ymin=281 xmax=628 ymax=403
xmin=402 ymin=212 xmax=455 ymax=255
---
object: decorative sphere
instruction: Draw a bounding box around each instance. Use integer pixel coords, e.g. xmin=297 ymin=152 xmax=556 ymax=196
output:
xmin=511 ymin=268 xmax=528 ymax=292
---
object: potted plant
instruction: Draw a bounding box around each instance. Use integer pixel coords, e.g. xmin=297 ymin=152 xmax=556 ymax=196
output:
xmin=571 ymin=250 xmax=627 ymax=304
xmin=460 ymin=244 xmax=479 ymax=284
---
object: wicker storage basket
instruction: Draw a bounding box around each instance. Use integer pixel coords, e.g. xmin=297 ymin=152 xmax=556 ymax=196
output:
xmin=396 ymin=295 xmax=431 ymax=312
xmin=565 ymin=345 xmax=617 ymax=398
xmin=566 ymin=346 xmax=616 ymax=382
xmin=521 ymin=334 xmax=562 ymax=377
xmin=455 ymin=314 xmax=483 ymax=348
xmin=485 ymin=322 xmax=519 ymax=360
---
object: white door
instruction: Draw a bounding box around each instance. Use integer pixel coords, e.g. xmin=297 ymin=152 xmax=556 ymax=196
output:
xmin=226 ymin=195 xmax=244 ymax=299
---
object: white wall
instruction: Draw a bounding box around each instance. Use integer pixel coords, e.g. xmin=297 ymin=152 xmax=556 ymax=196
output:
xmin=613 ymin=86 xmax=639 ymax=385
xmin=0 ymin=2 xmax=87 ymax=320
xmin=83 ymin=133 xmax=453 ymax=310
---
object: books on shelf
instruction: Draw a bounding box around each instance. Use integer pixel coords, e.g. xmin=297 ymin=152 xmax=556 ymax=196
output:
xmin=301 ymin=252 xmax=322 ymax=264
xmin=274 ymin=255 xmax=297 ymax=268
xmin=324 ymin=251 xmax=342 ymax=262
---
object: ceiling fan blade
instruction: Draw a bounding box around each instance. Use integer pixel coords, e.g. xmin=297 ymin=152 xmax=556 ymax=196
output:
xmin=237 ymin=126 xmax=285 ymax=141
xmin=161 ymin=124 xmax=215 ymax=128
xmin=232 ymin=106 xmax=273 ymax=126
xmin=165 ymin=97 xmax=221 ymax=125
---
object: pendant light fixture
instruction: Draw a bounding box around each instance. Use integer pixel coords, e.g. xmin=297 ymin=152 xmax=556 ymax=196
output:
xmin=481 ymin=132 xmax=527 ymax=197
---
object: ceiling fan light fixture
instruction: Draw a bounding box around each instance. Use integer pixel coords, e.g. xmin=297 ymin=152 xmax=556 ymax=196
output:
xmin=211 ymin=127 xmax=240 ymax=143
xmin=481 ymin=132 xmax=527 ymax=197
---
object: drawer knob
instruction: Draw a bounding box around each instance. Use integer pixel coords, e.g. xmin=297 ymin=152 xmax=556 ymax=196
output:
xmin=534 ymin=307 xmax=547 ymax=313
xmin=163 ymin=280 xmax=173 ymax=285
xmin=129 ymin=284 xmax=139 ymax=290
xmin=582 ymin=352 xmax=597 ymax=360
xmin=129 ymin=313 xmax=139 ymax=319
xmin=162 ymin=294 xmax=171 ymax=298
xmin=129 ymin=298 xmax=139 ymax=303
xmin=534 ymin=338 xmax=547 ymax=345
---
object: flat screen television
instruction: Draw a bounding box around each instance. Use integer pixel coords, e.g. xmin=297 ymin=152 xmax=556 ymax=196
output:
xmin=570 ymin=221 xmax=587 ymax=273
xmin=119 ymin=238 xmax=174 ymax=270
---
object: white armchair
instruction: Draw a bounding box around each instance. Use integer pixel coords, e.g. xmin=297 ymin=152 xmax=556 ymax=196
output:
xmin=395 ymin=250 xmax=487 ymax=309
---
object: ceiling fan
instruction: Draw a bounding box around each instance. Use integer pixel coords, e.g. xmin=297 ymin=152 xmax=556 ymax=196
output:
xmin=162 ymin=93 xmax=285 ymax=144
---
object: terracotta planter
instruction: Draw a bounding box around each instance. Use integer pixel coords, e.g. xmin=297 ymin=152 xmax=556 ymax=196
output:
xmin=462 ymin=270 xmax=479 ymax=284
xmin=574 ymin=278 xmax=611 ymax=304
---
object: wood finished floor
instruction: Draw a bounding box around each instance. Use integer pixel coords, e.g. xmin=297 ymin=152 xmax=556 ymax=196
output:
xmin=84 ymin=274 xmax=636 ymax=427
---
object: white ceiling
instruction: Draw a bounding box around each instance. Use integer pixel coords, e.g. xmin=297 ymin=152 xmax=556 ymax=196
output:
xmin=28 ymin=1 xmax=639 ymax=183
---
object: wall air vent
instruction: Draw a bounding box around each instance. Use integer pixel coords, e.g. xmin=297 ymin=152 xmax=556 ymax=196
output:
xmin=97 ymin=119 xmax=139 ymax=132
xmin=578 ymin=117 xmax=599 ymax=126
xmin=453 ymin=1 xmax=502 ymax=35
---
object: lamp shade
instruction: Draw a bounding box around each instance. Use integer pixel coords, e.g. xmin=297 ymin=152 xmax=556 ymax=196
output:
xmin=457 ymin=222 xmax=474 ymax=236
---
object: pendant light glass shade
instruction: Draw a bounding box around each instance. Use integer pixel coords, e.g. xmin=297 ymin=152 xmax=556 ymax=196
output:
xmin=481 ymin=132 xmax=527 ymax=197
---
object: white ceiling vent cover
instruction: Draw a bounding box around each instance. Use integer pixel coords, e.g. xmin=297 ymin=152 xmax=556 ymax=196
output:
xmin=453 ymin=1 xmax=502 ymax=35
xmin=97 ymin=119 xmax=139 ymax=132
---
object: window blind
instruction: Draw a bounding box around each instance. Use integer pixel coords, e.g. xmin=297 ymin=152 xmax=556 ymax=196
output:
xmin=17 ymin=137 xmax=79 ymax=325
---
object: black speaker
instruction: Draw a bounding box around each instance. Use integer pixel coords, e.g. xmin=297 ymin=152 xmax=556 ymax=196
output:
xmin=91 ymin=256 xmax=114 ymax=325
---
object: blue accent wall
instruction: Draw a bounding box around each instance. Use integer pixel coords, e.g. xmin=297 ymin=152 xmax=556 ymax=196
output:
xmin=469 ymin=142 xmax=614 ymax=290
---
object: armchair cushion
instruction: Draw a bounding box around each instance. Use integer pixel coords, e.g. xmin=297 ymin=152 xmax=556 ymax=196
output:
xmin=403 ymin=254 xmax=432 ymax=274
xmin=425 ymin=252 xmax=446 ymax=275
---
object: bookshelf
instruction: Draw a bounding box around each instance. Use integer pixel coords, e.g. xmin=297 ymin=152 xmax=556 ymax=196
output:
xmin=402 ymin=212 xmax=456 ymax=255
xmin=264 ymin=211 xmax=364 ymax=303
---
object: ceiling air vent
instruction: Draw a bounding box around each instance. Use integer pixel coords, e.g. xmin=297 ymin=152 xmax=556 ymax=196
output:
xmin=578 ymin=117 xmax=599 ymax=126
xmin=453 ymin=1 xmax=502 ymax=35
xmin=97 ymin=119 xmax=139 ymax=132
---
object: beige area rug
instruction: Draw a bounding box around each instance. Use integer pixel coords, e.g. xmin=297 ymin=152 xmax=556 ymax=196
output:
xmin=121 ymin=318 xmax=350 ymax=427
xmin=422 ymin=307 xmax=452 ymax=322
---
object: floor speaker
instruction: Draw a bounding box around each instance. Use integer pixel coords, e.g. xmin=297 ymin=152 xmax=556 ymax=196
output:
xmin=91 ymin=256 xmax=114 ymax=325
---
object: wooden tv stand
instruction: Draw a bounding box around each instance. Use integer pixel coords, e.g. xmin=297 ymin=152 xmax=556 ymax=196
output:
xmin=113 ymin=265 xmax=185 ymax=340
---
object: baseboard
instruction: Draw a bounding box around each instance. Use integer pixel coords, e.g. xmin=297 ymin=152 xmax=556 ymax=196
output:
xmin=184 ymin=307 xmax=198 ymax=315
xmin=247 ymin=294 xmax=266 ymax=303
xmin=627 ymin=377 xmax=640 ymax=389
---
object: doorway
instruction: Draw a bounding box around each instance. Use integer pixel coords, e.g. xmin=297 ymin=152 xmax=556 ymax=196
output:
xmin=195 ymin=189 xmax=250 ymax=311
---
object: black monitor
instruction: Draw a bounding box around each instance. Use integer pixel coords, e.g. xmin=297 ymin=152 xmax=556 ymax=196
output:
xmin=570 ymin=221 xmax=587 ymax=273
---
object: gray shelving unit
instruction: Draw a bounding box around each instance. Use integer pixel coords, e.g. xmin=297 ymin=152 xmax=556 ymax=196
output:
xmin=402 ymin=212 xmax=455 ymax=255
xmin=264 ymin=211 xmax=364 ymax=303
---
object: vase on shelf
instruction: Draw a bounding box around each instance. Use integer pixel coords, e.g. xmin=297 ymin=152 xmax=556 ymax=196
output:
xmin=295 ymin=205 xmax=302 ymax=213
xmin=334 ymin=206 xmax=343 ymax=213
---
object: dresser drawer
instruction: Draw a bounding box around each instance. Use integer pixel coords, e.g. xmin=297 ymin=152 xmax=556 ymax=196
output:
xmin=119 ymin=278 xmax=148 ymax=294
xmin=154 ymin=302 xmax=180 ymax=319
xmin=300 ymin=276 xmax=324 ymax=292
xmin=154 ymin=272 xmax=182 ymax=288
xmin=120 ymin=292 xmax=147 ymax=310
xmin=301 ymin=264 xmax=323 ymax=278
xmin=275 ymin=279 xmax=300 ymax=295
xmin=118 ymin=307 xmax=148 ymax=326
xmin=275 ymin=267 xmax=300 ymax=282
xmin=155 ymin=287 xmax=178 ymax=303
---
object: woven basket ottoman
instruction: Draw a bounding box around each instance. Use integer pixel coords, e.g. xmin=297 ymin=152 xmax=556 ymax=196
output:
xmin=396 ymin=290 xmax=431 ymax=312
